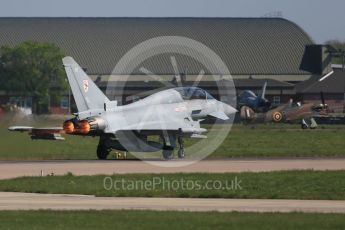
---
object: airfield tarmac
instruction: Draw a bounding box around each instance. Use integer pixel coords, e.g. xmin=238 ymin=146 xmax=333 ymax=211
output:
xmin=1 ymin=158 xmax=345 ymax=179
xmin=2 ymin=158 xmax=345 ymax=213
xmin=1 ymin=192 xmax=345 ymax=213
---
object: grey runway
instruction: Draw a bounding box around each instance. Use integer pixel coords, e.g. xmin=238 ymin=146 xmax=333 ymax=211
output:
xmin=0 ymin=192 xmax=345 ymax=213
xmin=1 ymin=158 xmax=345 ymax=179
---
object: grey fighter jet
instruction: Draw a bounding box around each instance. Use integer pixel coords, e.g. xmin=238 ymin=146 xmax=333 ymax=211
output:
xmin=8 ymin=57 xmax=237 ymax=160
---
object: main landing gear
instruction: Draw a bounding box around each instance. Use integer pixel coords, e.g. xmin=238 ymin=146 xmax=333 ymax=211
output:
xmin=301 ymin=118 xmax=318 ymax=130
xmin=96 ymin=133 xmax=186 ymax=161
xmin=162 ymin=146 xmax=174 ymax=160
xmin=97 ymin=135 xmax=111 ymax=160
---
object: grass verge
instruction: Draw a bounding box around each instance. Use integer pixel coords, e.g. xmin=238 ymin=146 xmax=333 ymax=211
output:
xmin=2 ymin=123 xmax=345 ymax=160
xmin=0 ymin=171 xmax=344 ymax=200
xmin=0 ymin=210 xmax=345 ymax=230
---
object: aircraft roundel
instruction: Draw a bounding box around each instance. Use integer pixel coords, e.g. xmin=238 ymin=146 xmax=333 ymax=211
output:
xmin=83 ymin=80 xmax=89 ymax=93
xmin=272 ymin=111 xmax=283 ymax=122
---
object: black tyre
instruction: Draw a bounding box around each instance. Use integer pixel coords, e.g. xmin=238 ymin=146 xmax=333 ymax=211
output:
xmin=177 ymin=149 xmax=185 ymax=159
xmin=162 ymin=147 xmax=174 ymax=160
xmin=97 ymin=145 xmax=110 ymax=160
xmin=301 ymin=124 xmax=308 ymax=130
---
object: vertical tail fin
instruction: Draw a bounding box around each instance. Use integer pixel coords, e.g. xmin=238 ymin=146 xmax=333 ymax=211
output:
xmin=62 ymin=56 xmax=109 ymax=112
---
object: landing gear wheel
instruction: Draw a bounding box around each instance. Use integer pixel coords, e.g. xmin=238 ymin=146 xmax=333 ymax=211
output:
xmin=301 ymin=124 xmax=308 ymax=130
xmin=97 ymin=145 xmax=110 ymax=160
xmin=162 ymin=147 xmax=174 ymax=160
xmin=177 ymin=148 xmax=185 ymax=159
xmin=177 ymin=136 xmax=185 ymax=159
xmin=301 ymin=119 xmax=309 ymax=130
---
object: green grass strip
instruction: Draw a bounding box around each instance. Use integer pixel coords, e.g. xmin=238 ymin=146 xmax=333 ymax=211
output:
xmin=0 ymin=210 xmax=345 ymax=230
xmin=0 ymin=170 xmax=344 ymax=200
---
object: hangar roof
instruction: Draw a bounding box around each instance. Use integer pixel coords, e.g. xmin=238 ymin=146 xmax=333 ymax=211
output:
xmin=296 ymin=69 xmax=345 ymax=94
xmin=0 ymin=17 xmax=315 ymax=75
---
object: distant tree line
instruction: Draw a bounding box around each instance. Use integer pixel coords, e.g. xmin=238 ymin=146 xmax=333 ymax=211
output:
xmin=0 ymin=41 xmax=67 ymax=114
xmin=326 ymin=40 xmax=345 ymax=65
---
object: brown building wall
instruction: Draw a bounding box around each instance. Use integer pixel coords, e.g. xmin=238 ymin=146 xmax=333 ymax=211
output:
xmin=49 ymin=107 xmax=69 ymax=115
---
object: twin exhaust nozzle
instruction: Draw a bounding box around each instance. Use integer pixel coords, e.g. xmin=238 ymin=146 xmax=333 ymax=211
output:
xmin=63 ymin=120 xmax=90 ymax=134
xmin=63 ymin=117 xmax=106 ymax=135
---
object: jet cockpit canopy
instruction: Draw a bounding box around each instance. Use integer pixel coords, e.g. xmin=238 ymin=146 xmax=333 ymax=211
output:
xmin=174 ymin=87 xmax=215 ymax=100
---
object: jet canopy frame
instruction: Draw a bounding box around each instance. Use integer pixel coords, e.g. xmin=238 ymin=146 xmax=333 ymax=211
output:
xmin=174 ymin=87 xmax=215 ymax=100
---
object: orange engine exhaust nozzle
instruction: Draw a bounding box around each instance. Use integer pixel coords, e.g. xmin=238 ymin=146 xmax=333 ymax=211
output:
xmin=63 ymin=121 xmax=75 ymax=133
xmin=78 ymin=120 xmax=91 ymax=134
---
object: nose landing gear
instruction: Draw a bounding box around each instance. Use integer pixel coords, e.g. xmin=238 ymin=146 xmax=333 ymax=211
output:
xmin=161 ymin=132 xmax=186 ymax=160
xmin=177 ymin=136 xmax=185 ymax=159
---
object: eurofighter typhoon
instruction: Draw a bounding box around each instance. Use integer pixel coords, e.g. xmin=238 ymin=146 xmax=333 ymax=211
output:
xmin=9 ymin=57 xmax=237 ymax=160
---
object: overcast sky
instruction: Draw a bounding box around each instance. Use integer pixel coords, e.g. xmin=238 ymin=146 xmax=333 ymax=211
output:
xmin=0 ymin=0 xmax=343 ymax=43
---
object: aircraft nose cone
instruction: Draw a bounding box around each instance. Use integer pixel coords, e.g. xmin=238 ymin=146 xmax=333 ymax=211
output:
xmin=223 ymin=104 xmax=238 ymax=116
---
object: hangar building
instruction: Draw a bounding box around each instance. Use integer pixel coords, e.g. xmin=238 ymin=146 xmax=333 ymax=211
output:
xmin=0 ymin=17 xmax=335 ymax=113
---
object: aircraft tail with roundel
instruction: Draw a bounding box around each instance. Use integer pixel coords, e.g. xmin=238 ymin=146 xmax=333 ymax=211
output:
xmin=62 ymin=56 xmax=110 ymax=114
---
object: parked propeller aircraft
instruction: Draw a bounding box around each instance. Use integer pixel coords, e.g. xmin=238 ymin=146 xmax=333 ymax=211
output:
xmin=237 ymin=82 xmax=271 ymax=112
xmin=240 ymin=89 xmax=328 ymax=129
xmin=8 ymin=57 xmax=237 ymax=160
xmin=238 ymin=80 xmax=329 ymax=129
